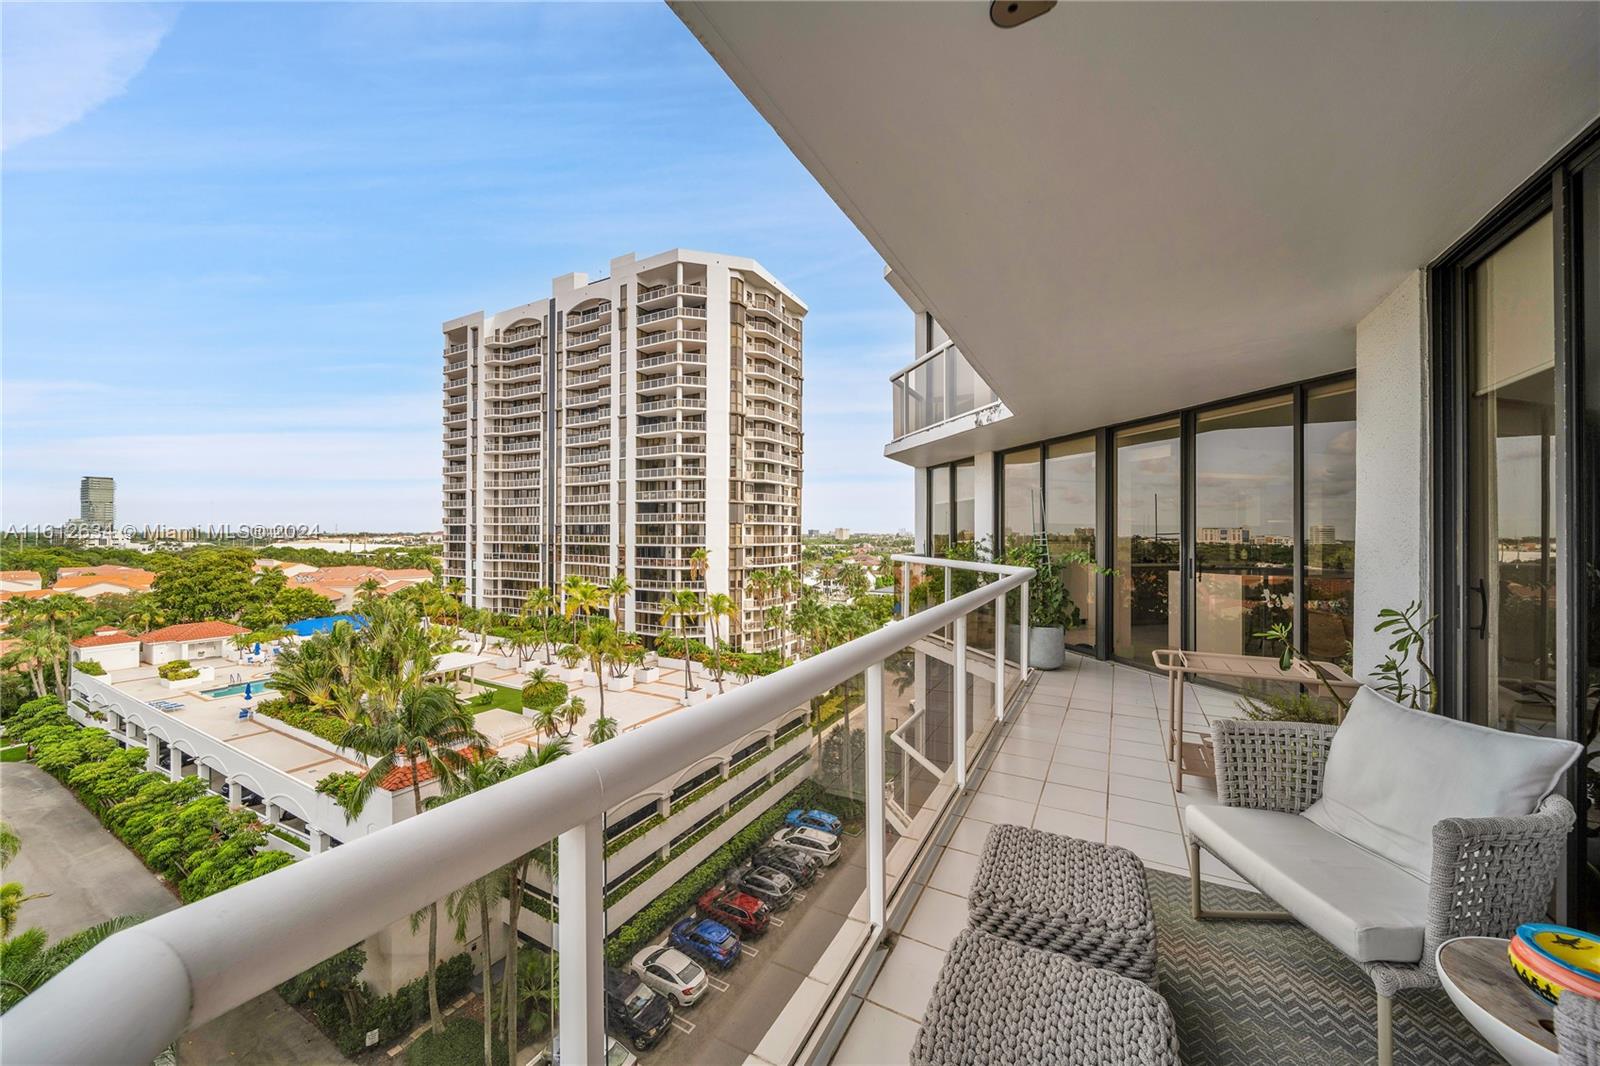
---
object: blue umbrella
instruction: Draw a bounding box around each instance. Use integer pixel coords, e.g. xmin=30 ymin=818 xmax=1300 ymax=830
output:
xmin=244 ymin=682 xmax=253 ymax=701
xmin=253 ymin=643 xmax=261 ymax=655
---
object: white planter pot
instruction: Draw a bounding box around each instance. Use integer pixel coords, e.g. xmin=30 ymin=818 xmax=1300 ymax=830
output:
xmin=684 ymin=688 xmax=711 ymax=705
xmin=1029 ymin=626 xmax=1067 ymax=670
xmin=633 ymin=666 xmax=661 ymax=683
xmin=556 ymin=665 xmax=585 ymax=683
xmin=160 ymin=666 xmax=215 ymax=691
xmin=606 ymin=675 xmax=635 ymax=693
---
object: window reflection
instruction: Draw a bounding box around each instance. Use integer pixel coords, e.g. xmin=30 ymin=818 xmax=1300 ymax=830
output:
xmin=1305 ymin=381 xmax=1357 ymax=662
xmin=1115 ymin=420 xmax=1181 ymax=662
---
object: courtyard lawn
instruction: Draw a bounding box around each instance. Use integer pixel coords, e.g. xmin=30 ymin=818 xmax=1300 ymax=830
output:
xmin=466 ymin=680 xmax=522 ymax=716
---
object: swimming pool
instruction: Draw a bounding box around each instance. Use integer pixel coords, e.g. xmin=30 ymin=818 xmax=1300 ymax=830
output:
xmin=203 ymin=680 xmax=276 ymax=699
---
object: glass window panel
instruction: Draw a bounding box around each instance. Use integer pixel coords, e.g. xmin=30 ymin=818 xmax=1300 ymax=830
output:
xmin=1305 ymin=380 xmax=1357 ymax=663
xmin=1468 ymin=213 xmax=1556 ymax=734
xmin=929 ymin=466 xmax=951 ymax=557
xmin=1046 ymin=436 xmax=1098 ymax=650
xmin=1194 ymin=394 xmax=1295 ymax=657
xmin=953 ymin=460 xmax=976 ymax=546
xmin=1115 ymin=420 xmax=1181 ymax=661
xmin=1001 ymin=448 xmax=1043 ymax=552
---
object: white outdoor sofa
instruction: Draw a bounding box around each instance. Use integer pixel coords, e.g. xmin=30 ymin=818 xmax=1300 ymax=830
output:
xmin=1184 ymin=686 xmax=1582 ymax=1066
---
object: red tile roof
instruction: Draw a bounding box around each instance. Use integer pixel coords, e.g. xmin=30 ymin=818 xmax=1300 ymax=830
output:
xmin=376 ymin=746 xmax=495 ymax=791
xmin=139 ymin=621 xmax=248 ymax=644
xmin=0 ymin=570 xmax=42 ymax=582
xmin=73 ymin=627 xmax=140 ymax=648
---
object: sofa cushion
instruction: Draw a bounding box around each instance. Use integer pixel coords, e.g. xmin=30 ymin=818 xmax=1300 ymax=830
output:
xmin=1186 ymin=803 xmax=1429 ymax=963
xmin=1302 ymin=687 xmax=1581 ymax=881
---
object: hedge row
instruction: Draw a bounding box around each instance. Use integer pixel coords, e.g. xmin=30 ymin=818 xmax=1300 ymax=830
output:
xmin=278 ymin=945 xmax=475 ymax=1057
xmin=604 ymin=811 xmax=664 ymax=858
xmin=602 ymin=776 xmax=842 ymax=967
xmin=256 ymin=698 xmax=351 ymax=747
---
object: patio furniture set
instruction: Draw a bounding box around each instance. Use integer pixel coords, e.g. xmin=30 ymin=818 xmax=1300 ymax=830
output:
xmin=910 ymin=681 xmax=1589 ymax=1065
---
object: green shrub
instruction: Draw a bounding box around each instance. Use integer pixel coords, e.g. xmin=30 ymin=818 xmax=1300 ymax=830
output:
xmin=157 ymin=660 xmax=199 ymax=681
xmin=257 ymin=699 xmax=352 ymax=747
xmin=269 ymin=827 xmax=310 ymax=851
xmin=1234 ymin=691 xmax=1338 ymax=725
xmin=604 ymin=811 xmax=664 ymax=857
xmin=315 ymin=771 xmax=362 ymax=813
xmin=406 ymin=1017 xmax=507 ymax=1066
xmin=281 ymin=950 xmax=477 ymax=1055
xmin=73 ymin=660 xmax=106 ymax=676
xmin=521 ymin=678 xmax=569 ymax=713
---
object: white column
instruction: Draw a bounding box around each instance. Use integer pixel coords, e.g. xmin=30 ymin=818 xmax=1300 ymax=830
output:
xmin=865 ymin=660 xmax=886 ymax=930
xmin=900 ymin=560 xmax=911 ymax=619
xmin=145 ymin=735 xmax=161 ymax=773
xmin=995 ymin=612 xmax=1007 ymax=723
xmin=309 ymin=829 xmax=326 ymax=856
xmin=557 ymin=816 xmax=606 ymax=1066
xmin=1020 ymin=581 xmax=1031 ymax=680
xmin=226 ymin=778 xmax=242 ymax=811
xmin=953 ymin=616 xmax=968 ymax=789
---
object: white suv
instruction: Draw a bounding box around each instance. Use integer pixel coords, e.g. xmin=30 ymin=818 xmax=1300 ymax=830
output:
xmin=771 ymin=826 xmax=841 ymax=866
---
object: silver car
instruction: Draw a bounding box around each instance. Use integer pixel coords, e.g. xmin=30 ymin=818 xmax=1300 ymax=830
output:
xmin=771 ymin=826 xmax=842 ymax=866
xmin=630 ymin=944 xmax=710 ymax=1007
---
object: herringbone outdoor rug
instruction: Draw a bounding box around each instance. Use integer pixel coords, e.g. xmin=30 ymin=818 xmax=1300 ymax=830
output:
xmin=1146 ymin=870 xmax=1502 ymax=1066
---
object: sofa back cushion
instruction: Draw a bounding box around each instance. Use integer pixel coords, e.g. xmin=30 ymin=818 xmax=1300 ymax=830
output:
xmin=1303 ymin=687 xmax=1581 ymax=881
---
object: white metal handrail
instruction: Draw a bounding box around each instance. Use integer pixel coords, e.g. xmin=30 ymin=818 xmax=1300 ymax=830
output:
xmin=3 ymin=556 xmax=1030 ymax=1066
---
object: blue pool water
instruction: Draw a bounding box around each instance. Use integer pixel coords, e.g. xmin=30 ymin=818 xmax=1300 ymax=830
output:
xmin=203 ymin=680 xmax=276 ymax=699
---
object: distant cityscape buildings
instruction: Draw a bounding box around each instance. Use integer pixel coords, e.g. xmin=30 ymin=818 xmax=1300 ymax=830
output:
xmin=1309 ymin=524 xmax=1337 ymax=546
xmin=80 ymin=476 xmax=115 ymax=526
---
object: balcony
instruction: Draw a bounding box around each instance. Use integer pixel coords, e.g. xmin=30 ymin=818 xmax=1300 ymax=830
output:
xmin=637 ymin=282 xmax=707 ymax=306
xmin=564 ymin=343 xmax=612 ymax=370
xmin=637 ymin=350 xmax=707 ymax=370
xmin=888 ymin=340 xmax=1005 ymax=445
xmin=636 ymin=304 xmax=708 ymax=326
xmin=565 ymin=303 xmax=613 ymax=329
xmin=637 ymin=328 xmax=706 ymax=352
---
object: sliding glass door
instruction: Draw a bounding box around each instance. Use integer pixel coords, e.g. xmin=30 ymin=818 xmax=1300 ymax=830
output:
xmin=1464 ymin=212 xmax=1558 ymax=735
xmin=1046 ymin=438 xmax=1098 ymax=650
xmin=1114 ymin=420 xmax=1182 ymax=662
xmin=1193 ymin=395 xmax=1296 ymax=657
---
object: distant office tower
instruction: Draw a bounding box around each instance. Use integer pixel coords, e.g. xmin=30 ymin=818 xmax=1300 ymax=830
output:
xmin=80 ymin=477 xmax=115 ymax=526
xmin=442 ymin=250 xmax=804 ymax=651
xmin=1309 ymin=524 xmax=1337 ymax=546
xmin=1197 ymin=526 xmax=1251 ymax=545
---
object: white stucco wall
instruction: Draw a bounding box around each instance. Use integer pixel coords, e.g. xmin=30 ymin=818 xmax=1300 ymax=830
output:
xmin=1352 ymin=271 xmax=1430 ymax=678
xmin=74 ymin=643 xmax=140 ymax=672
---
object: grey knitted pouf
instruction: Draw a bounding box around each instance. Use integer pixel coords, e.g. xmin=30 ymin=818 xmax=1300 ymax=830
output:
xmin=968 ymin=823 xmax=1157 ymax=983
xmin=911 ymin=928 xmax=1179 ymax=1066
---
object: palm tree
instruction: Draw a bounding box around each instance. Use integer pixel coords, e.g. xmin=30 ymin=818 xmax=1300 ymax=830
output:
xmin=0 ymin=916 xmax=144 ymax=1014
xmin=559 ymin=697 xmax=587 ymax=739
xmin=606 ymin=573 xmax=631 ymax=628
xmin=561 ymin=575 xmax=604 ymax=623
xmin=689 ymin=547 xmax=711 ymax=602
xmin=705 ymin=592 xmax=737 ymax=694
xmin=764 ymin=604 xmax=788 ymax=659
xmin=341 ymin=684 xmax=486 ymax=1035
xmin=661 ymin=590 xmax=703 ymax=696
xmin=526 ymin=588 xmax=556 ymax=664
xmin=0 ymin=882 xmax=48 ymax=939
xmin=530 ymin=701 xmax=562 ymax=741
xmin=122 ymin=602 xmax=165 ymax=636
xmin=574 ymin=621 xmax=616 ymax=718
xmin=587 ymin=715 xmax=618 ymax=745
xmin=444 ymin=578 xmax=467 ymax=627
xmin=0 ymin=823 xmax=19 ymax=868
xmin=440 ymin=757 xmax=510 ymax=1066
xmin=498 ymin=740 xmax=568 ymax=1060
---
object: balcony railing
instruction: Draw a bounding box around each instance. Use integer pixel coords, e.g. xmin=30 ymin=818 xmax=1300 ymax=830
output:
xmin=7 ymin=556 xmax=1033 ymax=1066
xmin=889 ymin=339 xmax=1002 ymax=440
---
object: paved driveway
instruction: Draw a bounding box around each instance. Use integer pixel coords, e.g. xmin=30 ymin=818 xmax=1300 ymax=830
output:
xmin=0 ymin=761 xmax=346 ymax=1065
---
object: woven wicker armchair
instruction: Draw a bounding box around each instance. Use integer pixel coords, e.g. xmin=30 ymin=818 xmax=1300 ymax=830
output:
xmin=1189 ymin=715 xmax=1577 ymax=1066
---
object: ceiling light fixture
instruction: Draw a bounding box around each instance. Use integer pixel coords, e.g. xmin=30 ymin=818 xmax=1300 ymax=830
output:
xmin=990 ymin=1 xmax=1055 ymax=29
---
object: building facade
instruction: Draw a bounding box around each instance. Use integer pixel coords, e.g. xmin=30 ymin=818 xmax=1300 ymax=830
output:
xmin=79 ymin=476 xmax=115 ymax=526
xmin=443 ymin=249 xmax=804 ymax=650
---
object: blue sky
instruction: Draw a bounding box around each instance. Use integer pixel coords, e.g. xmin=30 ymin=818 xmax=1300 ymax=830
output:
xmin=1 ymin=2 xmax=913 ymax=534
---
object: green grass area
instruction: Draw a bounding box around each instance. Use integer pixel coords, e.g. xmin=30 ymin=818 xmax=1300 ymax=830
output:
xmin=465 ymin=682 xmax=523 ymax=716
xmin=1 ymin=743 xmax=27 ymax=762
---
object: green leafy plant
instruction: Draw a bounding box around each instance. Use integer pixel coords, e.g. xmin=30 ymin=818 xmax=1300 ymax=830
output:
xmin=156 ymin=660 xmax=199 ymax=682
xmin=72 ymin=660 xmax=106 ymax=677
xmin=1253 ymin=622 xmax=1352 ymax=717
xmin=1233 ymin=691 xmax=1339 ymax=725
xmin=1370 ymin=601 xmax=1438 ymax=713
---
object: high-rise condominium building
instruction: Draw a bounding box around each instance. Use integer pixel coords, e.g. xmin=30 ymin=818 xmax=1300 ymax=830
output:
xmin=80 ymin=476 xmax=115 ymax=526
xmin=442 ymin=250 xmax=804 ymax=650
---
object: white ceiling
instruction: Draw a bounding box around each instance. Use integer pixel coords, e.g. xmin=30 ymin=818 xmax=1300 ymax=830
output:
xmin=675 ymin=2 xmax=1600 ymax=463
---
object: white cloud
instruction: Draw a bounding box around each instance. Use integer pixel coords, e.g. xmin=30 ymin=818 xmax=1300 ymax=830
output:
xmin=1 ymin=3 xmax=178 ymax=150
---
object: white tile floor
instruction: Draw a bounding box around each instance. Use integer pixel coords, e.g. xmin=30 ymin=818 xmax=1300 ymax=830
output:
xmin=832 ymin=655 xmax=1257 ymax=1064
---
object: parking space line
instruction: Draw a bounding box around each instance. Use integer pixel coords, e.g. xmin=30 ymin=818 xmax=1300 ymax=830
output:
xmin=769 ymin=917 xmax=785 ymax=928
xmin=742 ymin=945 xmax=760 ymax=958
xmin=794 ymin=892 xmax=807 ymax=902
xmin=708 ymin=976 xmax=731 ymax=992
xmin=671 ymin=1016 xmax=696 ymax=1035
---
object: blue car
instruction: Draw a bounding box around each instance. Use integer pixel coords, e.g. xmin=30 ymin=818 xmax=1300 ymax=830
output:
xmin=669 ymin=917 xmax=741 ymax=970
xmin=784 ymin=809 xmax=842 ymax=836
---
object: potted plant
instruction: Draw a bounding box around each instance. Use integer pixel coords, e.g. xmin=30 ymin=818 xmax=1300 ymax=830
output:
xmin=1002 ymin=542 xmax=1102 ymax=671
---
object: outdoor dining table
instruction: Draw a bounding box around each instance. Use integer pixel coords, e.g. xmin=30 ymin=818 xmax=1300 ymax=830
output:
xmin=1150 ymin=648 xmax=1360 ymax=792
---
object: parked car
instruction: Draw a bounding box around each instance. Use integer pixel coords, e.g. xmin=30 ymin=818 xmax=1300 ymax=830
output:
xmin=604 ymin=966 xmax=674 ymax=1052
xmin=697 ymin=887 xmax=771 ymax=936
xmin=752 ymin=845 xmax=820 ymax=887
xmin=630 ymin=944 xmax=709 ymax=1007
xmin=730 ymin=865 xmax=796 ymax=910
xmin=669 ymin=916 xmax=742 ymax=970
xmin=784 ymin=808 xmax=842 ymax=836
xmin=771 ymin=825 xmax=842 ymax=866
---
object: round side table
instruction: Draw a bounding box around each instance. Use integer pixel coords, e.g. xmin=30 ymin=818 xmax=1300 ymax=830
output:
xmin=1437 ymin=936 xmax=1559 ymax=1066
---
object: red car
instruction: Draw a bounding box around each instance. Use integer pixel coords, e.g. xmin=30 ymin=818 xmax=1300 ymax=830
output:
xmin=696 ymin=887 xmax=770 ymax=937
